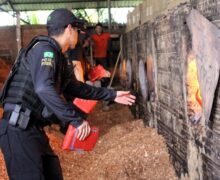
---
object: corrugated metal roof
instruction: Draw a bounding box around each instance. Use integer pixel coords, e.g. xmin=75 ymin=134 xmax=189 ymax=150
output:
xmin=0 ymin=0 xmax=143 ymax=11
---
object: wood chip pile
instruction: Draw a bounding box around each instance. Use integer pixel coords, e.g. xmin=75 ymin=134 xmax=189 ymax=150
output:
xmin=0 ymin=59 xmax=177 ymax=179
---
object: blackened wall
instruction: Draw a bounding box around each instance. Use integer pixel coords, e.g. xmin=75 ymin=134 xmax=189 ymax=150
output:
xmin=123 ymin=0 xmax=220 ymax=179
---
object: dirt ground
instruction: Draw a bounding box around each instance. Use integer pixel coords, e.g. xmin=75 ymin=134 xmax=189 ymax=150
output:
xmin=0 ymin=103 xmax=177 ymax=180
xmin=0 ymin=59 xmax=177 ymax=179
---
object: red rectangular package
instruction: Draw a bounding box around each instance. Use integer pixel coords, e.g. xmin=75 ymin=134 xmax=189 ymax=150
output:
xmin=73 ymin=98 xmax=97 ymax=114
xmin=88 ymin=65 xmax=108 ymax=82
xmin=62 ymin=124 xmax=99 ymax=151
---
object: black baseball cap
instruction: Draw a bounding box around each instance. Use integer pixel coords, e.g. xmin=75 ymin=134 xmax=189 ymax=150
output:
xmin=47 ymin=8 xmax=84 ymax=30
xmin=95 ymin=23 xmax=103 ymax=27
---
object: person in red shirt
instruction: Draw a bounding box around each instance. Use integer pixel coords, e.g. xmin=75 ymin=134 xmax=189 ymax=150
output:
xmin=91 ymin=23 xmax=111 ymax=70
xmin=91 ymin=23 xmax=118 ymax=86
xmin=91 ymin=23 xmax=119 ymax=111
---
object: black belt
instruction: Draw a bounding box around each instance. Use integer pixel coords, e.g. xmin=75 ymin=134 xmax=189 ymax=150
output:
xmin=2 ymin=110 xmax=44 ymax=130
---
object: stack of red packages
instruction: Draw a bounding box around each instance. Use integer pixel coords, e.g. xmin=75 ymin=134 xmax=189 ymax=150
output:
xmin=62 ymin=124 xmax=99 ymax=151
xmin=73 ymin=65 xmax=110 ymax=113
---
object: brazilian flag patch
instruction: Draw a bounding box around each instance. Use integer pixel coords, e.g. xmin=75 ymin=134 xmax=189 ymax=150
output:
xmin=44 ymin=51 xmax=54 ymax=58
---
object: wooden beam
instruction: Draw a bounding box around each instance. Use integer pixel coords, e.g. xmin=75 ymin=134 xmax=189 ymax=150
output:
xmin=0 ymin=0 xmax=7 ymax=6
xmin=16 ymin=11 xmax=21 ymax=52
xmin=107 ymin=0 xmax=111 ymax=31
xmin=0 ymin=0 xmax=142 ymax=10
xmin=0 ymin=7 xmax=30 ymax=24
xmin=7 ymin=0 xmax=15 ymax=11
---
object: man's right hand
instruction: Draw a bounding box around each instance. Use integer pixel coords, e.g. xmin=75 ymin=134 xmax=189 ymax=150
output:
xmin=77 ymin=120 xmax=91 ymax=141
xmin=114 ymin=91 xmax=136 ymax=106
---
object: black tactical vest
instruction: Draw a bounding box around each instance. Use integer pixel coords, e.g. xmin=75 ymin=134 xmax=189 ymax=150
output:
xmin=0 ymin=35 xmax=62 ymax=114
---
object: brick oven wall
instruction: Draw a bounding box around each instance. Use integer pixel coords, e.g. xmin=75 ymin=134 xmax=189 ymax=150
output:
xmin=124 ymin=5 xmax=191 ymax=176
xmin=0 ymin=25 xmax=47 ymax=63
xmin=154 ymin=6 xmax=191 ymax=177
xmin=0 ymin=26 xmax=17 ymax=63
xmin=192 ymin=1 xmax=220 ymax=180
xmin=123 ymin=0 xmax=220 ymax=179
xmin=21 ymin=25 xmax=47 ymax=48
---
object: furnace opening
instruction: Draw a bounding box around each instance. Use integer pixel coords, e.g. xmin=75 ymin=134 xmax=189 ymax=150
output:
xmin=124 ymin=58 xmax=132 ymax=89
xmin=186 ymin=53 xmax=203 ymax=125
xmin=146 ymin=55 xmax=155 ymax=102
xmin=138 ymin=59 xmax=148 ymax=100
xmin=120 ymin=58 xmax=127 ymax=88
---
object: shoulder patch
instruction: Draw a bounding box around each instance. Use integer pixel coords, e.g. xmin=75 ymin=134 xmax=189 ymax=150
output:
xmin=41 ymin=57 xmax=53 ymax=67
xmin=44 ymin=51 xmax=54 ymax=58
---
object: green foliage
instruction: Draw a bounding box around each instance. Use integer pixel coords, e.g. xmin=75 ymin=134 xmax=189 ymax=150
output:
xmin=20 ymin=11 xmax=39 ymax=25
xmin=73 ymin=9 xmax=91 ymax=22
xmin=29 ymin=12 xmax=38 ymax=24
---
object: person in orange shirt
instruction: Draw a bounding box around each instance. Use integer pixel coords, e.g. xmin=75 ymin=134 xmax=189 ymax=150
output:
xmin=91 ymin=23 xmax=118 ymax=87
xmin=91 ymin=23 xmax=119 ymax=111
xmin=91 ymin=23 xmax=110 ymax=69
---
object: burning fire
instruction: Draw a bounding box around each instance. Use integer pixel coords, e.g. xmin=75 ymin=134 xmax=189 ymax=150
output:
xmin=195 ymin=89 xmax=202 ymax=107
xmin=121 ymin=59 xmax=127 ymax=79
xmin=187 ymin=54 xmax=202 ymax=123
xmin=120 ymin=59 xmax=127 ymax=87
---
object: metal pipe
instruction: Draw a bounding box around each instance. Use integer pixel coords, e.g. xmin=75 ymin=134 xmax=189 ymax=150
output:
xmin=108 ymin=35 xmax=123 ymax=88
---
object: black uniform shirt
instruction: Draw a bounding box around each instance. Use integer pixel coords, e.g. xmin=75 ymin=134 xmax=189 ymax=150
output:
xmin=66 ymin=33 xmax=89 ymax=61
xmin=66 ymin=43 xmax=81 ymax=61
xmin=27 ymin=40 xmax=116 ymax=127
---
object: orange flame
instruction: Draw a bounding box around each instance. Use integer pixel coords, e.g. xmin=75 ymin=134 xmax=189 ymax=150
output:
xmin=120 ymin=59 xmax=127 ymax=80
xmin=187 ymin=54 xmax=203 ymax=114
xmin=195 ymin=89 xmax=202 ymax=107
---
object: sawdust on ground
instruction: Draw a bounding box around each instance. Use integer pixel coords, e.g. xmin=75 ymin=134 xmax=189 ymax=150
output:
xmin=0 ymin=58 xmax=177 ymax=180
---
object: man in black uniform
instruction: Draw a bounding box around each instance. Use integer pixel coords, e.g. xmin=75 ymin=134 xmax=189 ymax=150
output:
xmin=66 ymin=33 xmax=88 ymax=82
xmin=0 ymin=8 xmax=135 ymax=180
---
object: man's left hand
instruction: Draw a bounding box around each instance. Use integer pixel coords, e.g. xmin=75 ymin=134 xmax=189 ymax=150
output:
xmin=114 ymin=91 xmax=136 ymax=105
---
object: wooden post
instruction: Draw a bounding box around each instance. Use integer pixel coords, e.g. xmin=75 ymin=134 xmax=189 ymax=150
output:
xmin=16 ymin=11 xmax=21 ymax=52
xmin=97 ymin=0 xmax=100 ymax=22
xmin=108 ymin=36 xmax=123 ymax=88
xmin=107 ymin=0 xmax=111 ymax=32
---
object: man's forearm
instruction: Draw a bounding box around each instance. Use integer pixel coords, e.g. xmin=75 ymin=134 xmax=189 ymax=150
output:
xmin=65 ymin=81 xmax=116 ymax=101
